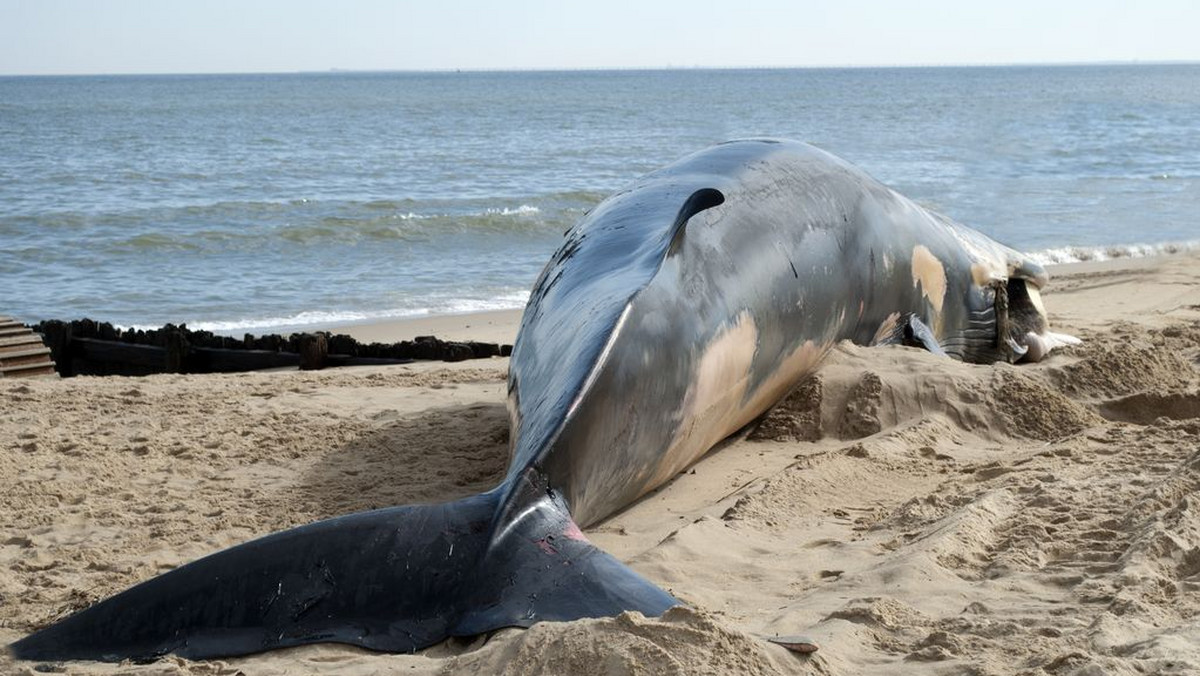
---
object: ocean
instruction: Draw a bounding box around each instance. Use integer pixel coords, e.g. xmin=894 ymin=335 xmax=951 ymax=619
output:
xmin=2 ymin=65 xmax=1198 ymax=334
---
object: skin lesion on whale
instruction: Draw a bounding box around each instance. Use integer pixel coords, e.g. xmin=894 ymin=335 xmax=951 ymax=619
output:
xmin=9 ymin=138 xmax=1079 ymax=663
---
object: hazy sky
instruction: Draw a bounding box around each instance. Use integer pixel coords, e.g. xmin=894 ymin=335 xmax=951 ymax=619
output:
xmin=1 ymin=0 xmax=1197 ymax=75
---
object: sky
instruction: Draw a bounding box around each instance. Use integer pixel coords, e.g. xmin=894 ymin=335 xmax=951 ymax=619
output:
xmin=1 ymin=0 xmax=1198 ymax=76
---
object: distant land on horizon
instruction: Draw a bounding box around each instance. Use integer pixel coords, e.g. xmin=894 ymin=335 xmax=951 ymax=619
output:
xmin=2 ymin=59 xmax=1198 ymax=79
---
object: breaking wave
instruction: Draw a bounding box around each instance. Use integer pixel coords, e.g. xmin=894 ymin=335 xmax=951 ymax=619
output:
xmin=1028 ymin=240 xmax=1200 ymax=266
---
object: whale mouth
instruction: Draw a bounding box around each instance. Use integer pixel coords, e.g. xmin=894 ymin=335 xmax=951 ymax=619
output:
xmin=950 ymin=273 xmax=1079 ymax=364
xmin=1000 ymin=276 xmax=1079 ymax=363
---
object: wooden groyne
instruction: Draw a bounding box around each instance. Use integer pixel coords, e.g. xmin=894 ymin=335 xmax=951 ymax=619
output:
xmin=27 ymin=319 xmax=513 ymax=378
xmin=0 ymin=316 xmax=57 ymax=378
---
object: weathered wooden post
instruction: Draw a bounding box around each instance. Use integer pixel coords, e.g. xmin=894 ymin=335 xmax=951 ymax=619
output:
xmin=299 ymin=332 xmax=328 ymax=370
xmin=164 ymin=327 xmax=189 ymax=373
xmin=39 ymin=320 xmax=73 ymax=377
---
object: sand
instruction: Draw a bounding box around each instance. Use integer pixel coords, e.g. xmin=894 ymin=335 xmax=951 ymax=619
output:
xmin=324 ymin=308 xmax=523 ymax=346
xmin=3 ymin=252 xmax=1200 ymax=675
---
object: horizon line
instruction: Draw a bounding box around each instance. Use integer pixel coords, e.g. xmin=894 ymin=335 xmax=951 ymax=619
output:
xmin=2 ymin=59 xmax=1197 ymax=79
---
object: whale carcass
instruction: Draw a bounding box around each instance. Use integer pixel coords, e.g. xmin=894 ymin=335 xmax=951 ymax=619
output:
xmin=11 ymin=139 xmax=1076 ymax=661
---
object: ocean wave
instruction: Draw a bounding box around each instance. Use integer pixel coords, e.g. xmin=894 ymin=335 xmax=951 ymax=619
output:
xmin=91 ymin=205 xmax=559 ymax=252
xmin=21 ymin=196 xmax=566 ymax=232
xmin=1028 ymin=240 xmax=1200 ymax=266
xmin=122 ymin=232 xmax=203 ymax=251
xmin=391 ymin=204 xmax=541 ymax=221
xmin=486 ymin=205 xmax=541 ymax=216
xmin=436 ymin=291 xmax=531 ymax=315
xmin=294 ymin=206 xmax=553 ymax=242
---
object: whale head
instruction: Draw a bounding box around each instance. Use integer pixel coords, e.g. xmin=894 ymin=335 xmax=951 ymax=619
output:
xmin=1000 ymin=259 xmax=1080 ymax=363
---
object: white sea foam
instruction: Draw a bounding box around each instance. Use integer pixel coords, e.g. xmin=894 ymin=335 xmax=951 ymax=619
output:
xmin=394 ymin=205 xmax=540 ymax=221
xmin=486 ymin=205 xmax=540 ymax=216
xmin=184 ymin=309 xmax=419 ymax=334
xmin=143 ymin=290 xmax=534 ymax=336
xmin=1027 ymin=240 xmax=1200 ymax=266
xmin=438 ymin=291 xmax=532 ymax=315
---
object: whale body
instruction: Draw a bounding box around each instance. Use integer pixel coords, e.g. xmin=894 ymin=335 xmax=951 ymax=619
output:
xmin=12 ymin=139 xmax=1074 ymax=662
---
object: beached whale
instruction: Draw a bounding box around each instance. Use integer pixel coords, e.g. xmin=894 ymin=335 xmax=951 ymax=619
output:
xmin=11 ymin=139 xmax=1077 ymax=661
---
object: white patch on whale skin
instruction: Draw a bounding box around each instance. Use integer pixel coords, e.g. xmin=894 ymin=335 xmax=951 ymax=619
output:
xmin=646 ymin=314 xmax=827 ymax=490
xmin=911 ymin=245 xmax=947 ymax=316
xmin=566 ymin=303 xmax=634 ymax=420
xmin=740 ymin=338 xmax=825 ymax=428
xmin=970 ymin=262 xmax=1006 ymax=287
xmin=649 ymin=313 xmax=759 ymax=488
xmin=870 ymin=312 xmax=903 ymax=345
xmin=506 ymin=387 xmax=521 ymax=461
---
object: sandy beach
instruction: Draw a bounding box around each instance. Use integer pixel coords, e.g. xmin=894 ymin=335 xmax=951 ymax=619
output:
xmin=3 ymin=251 xmax=1199 ymax=675
xmin=325 ymin=308 xmax=524 ymax=347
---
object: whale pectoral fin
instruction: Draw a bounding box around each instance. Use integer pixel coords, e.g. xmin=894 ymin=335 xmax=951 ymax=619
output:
xmin=454 ymin=474 xmax=678 ymax=636
xmin=873 ymin=313 xmax=946 ymax=356
xmin=11 ymin=494 xmax=502 ymax=662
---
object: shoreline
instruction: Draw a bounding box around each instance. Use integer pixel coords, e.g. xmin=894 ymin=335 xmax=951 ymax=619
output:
xmin=10 ymin=243 xmax=1197 ymax=345
xmin=309 ymin=250 xmax=1183 ymax=347
xmin=315 ymin=307 xmax=524 ymax=346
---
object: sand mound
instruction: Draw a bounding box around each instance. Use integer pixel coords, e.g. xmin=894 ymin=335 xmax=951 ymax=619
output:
xmin=1049 ymin=323 xmax=1200 ymax=400
xmin=753 ymin=342 xmax=1100 ymax=443
xmin=443 ymin=608 xmax=800 ymax=676
xmin=990 ymin=370 xmax=1101 ymax=440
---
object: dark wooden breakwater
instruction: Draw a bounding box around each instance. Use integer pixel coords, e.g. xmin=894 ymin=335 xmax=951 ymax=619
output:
xmin=29 ymin=319 xmax=513 ymax=378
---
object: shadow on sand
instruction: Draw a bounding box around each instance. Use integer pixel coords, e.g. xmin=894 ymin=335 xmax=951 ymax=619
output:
xmin=290 ymin=401 xmax=512 ymax=519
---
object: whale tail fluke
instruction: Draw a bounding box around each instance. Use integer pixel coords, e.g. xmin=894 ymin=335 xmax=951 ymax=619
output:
xmin=454 ymin=471 xmax=678 ymax=636
xmin=11 ymin=494 xmax=499 ymax=661
xmin=10 ymin=483 xmax=676 ymax=663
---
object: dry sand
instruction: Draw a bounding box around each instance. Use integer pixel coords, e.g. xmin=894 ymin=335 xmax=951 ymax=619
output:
xmin=3 ymin=252 xmax=1200 ymax=675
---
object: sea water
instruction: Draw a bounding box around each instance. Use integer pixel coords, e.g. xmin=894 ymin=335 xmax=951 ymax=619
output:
xmin=1 ymin=65 xmax=1198 ymax=333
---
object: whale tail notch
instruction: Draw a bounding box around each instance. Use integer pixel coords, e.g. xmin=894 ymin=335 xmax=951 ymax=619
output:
xmin=10 ymin=483 xmax=676 ymax=663
xmin=454 ymin=469 xmax=678 ymax=635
